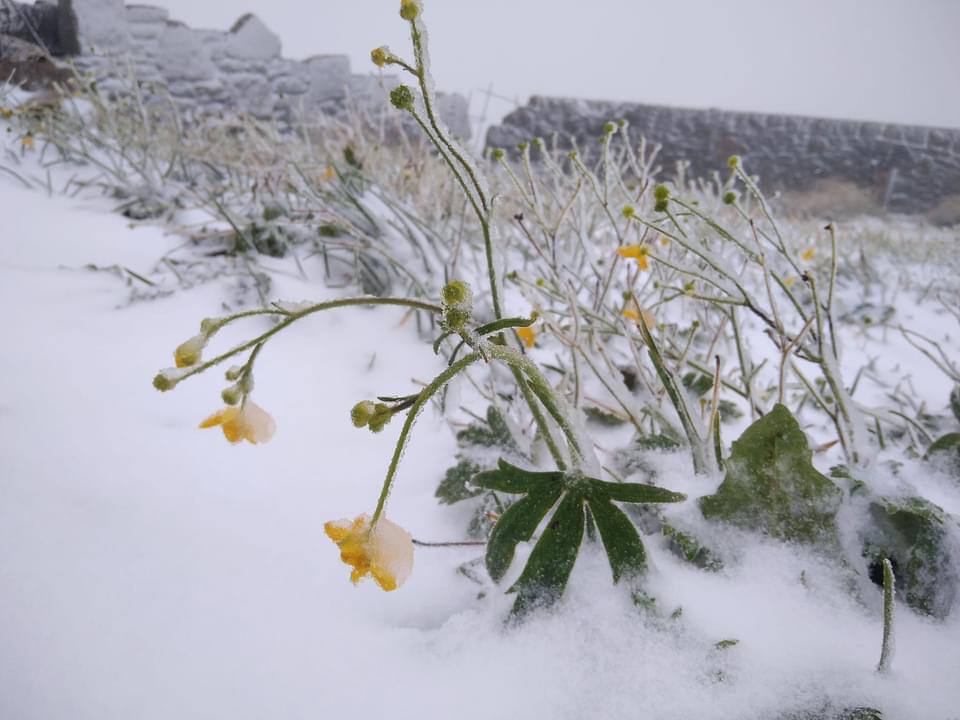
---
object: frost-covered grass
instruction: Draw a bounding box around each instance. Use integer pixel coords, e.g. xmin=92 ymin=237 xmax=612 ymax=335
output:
xmin=2 ymin=6 xmax=960 ymax=716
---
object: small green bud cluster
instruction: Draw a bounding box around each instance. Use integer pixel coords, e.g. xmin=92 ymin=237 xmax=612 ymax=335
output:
xmin=390 ymin=85 xmax=415 ymax=111
xmin=603 ymin=121 xmax=617 ymax=135
xmin=351 ymin=400 xmax=394 ymax=433
xmin=517 ymin=141 xmax=528 ymax=153
xmin=152 ymin=372 xmax=176 ymax=392
xmin=727 ymin=155 xmax=741 ymax=169
xmin=490 ymin=147 xmax=505 ymax=161
xmin=621 ymin=204 xmax=636 ymax=219
xmin=653 ymin=184 xmax=670 ymax=213
xmin=722 ymin=190 xmax=738 ymax=206
xmin=441 ymin=279 xmax=473 ymax=332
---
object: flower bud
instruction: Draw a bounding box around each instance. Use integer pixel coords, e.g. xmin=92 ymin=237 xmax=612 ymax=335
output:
xmin=174 ymin=334 xmax=207 ymax=369
xmin=221 ymin=385 xmax=243 ymax=406
xmin=225 ymin=365 xmax=243 ymax=381
xmin=371 ymin=46 xmax=391 ymax=67
xmin=727 ymin=155 xmax=741 ymax=169
xmin=443 ymin=306 xmax=471 ymax=332
xmin=351 ymin=400 xmax=377 ymax=428
xmin=441 ymin=280 xmax=472 ymax=307
xmin=621 ymin=204 xmax=636 ymax=219
xmin=654 ymin=200 xmax=668 ymax=213
xmin=153 ymin=372 xmax=176 ymax=392
xmin=200 ymin=317 xmax=221 ymax=336
xmin=390 ymin=85 xmax=415 ymax=111
xmin=400 ymin=0 xmax=420 ymax=20
xmin=368 ymin=403 xmax=393 ymax=433
xmin=603 ymin=122 xmax=616 ymax=135
xmin=517 ymin=141 xmax=528 ymax=153
xmin=490 ymin=147 xmax=505 ymax=161
xmin=653 ymin=184 xmax=670 ymax=203
xmin=722 ymin=191 xmax=737 ymax=206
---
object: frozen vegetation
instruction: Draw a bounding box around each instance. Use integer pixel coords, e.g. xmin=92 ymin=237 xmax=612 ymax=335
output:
xmin=1 ymin=3 xmax=959 ymax=718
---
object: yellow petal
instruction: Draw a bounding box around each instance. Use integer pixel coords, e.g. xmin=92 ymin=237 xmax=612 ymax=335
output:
xmin=517 ymin=326 xmax=536 ymax=348
xmin=801 ymin=247 xmax=816 ymax=262
xmin=617 ymin=245 xmax=642 ymax=259
xmin=325 ymin=514 xmax=414 ymax=591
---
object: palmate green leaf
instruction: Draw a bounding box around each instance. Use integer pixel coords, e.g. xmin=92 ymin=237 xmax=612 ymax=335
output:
xmin=486 ymin=484 xmax=563 ymax=583
xmin=435 ymin=458 xmax=482 ymax=505
xmin=509 ymin=491 xmax=586 ymax=616
xmin=472 ymin=458 xmax=564 ymax=494
xmin=587 ymin=496 xmax=647 ymax=582
xmin=591 ymin=479 xmax=687 ymax=504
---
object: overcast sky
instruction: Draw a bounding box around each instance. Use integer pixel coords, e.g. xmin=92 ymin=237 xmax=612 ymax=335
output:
xmin=155 ymin=0 xmax=960 ymax=130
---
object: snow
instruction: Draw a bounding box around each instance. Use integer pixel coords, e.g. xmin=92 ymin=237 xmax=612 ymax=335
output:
xmin=2 ymin=116 xmax=960 ymax=720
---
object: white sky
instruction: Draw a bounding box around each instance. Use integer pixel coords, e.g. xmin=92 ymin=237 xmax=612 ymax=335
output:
xmin=155 ymin=0 xmax=960 ymax=129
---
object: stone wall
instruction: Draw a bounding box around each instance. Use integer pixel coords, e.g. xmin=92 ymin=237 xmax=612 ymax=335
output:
xmin=1 ymin=0 xmax=470 ymax=136
xmin=486 ymin=96 xmax=960 ymax=217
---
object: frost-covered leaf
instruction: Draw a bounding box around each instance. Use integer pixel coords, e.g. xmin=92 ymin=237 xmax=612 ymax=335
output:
xmin=926 ymin=432 xmax=960 ymax=478
xmin=682 ymin=371 xmax=714 ymax=397
xmin=456 ymin=406 xmax=519 ymax=451
xmin=588 ymin=496 xmax=647 ymax=582
xmin=699 ymin=404 xmax=842 ymax=543
xmin=509 ymin=490 xmax=585 ymax=616
xmin=485 ymin=485 xmax=562 ymax=583
xmin=591 ymin=479 xmax=687 ymax=504
xmin=583 ymin=405 xmax=628 ymax=427
xmin=471 ymin=458 xmax=562 ymax=494
xmin=662 ymin=524 xmax=723 ymax=571
xmin=435 ymin=458 xmax=483 ymax=505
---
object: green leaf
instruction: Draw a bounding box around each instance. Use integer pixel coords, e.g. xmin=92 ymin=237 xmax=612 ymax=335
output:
xmin=485 ymin=485 xmax=562 ymax=583
xmin=583 ymin=406 xmax=627 ymax=427
xmin=926 ymin=432 xmax=960 ymax=478
xmin=471 ymin=458 xmax=563 ymax=494
xmin=682 ymin=371 xmax=714 ymax=397
xmin=510 ymin=491 xmax=586 ymax=616
xmin=590 ymin=479 xmax=687 ymax=504
xmin=456 ymin=406 xmax=519 ymax=451
xmin=699 ymin=404 xmax=843 ymax=544
xmin=951 ymin=386 xmax=960 ymax=424
xmin=435 ymin=458 xmax=483 ymax=505
xmin=588 ymin=496 xmax=647 ymax=582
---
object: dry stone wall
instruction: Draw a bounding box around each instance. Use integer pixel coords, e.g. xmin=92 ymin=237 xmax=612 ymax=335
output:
xmin=2 ymin=0 xmax=470 ymax=136
xmin=487 ymin=96 xmax=960 ymax=217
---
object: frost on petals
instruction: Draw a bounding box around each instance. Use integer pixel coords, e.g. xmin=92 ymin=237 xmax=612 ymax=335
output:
xmin=324 ymin=514 xmax=414 ymax=591
xmin=199 ymin=401 xmax=276 ymax=444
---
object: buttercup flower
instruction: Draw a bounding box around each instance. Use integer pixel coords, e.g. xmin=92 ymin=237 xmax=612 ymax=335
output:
xmin=199 ymin=401 xmax=276 ymax=444
xmin=623 ymin=307 xmax=656 ymax=329
xmin=325 ymin=514 xmax=414 ymax=591
xmin=801 ymin=247 xmax=816 ymax=262
xmin=517 ymin=325 xmax=536 ymax=348
xmin=617 ymin=244 xmax=650 ymax=271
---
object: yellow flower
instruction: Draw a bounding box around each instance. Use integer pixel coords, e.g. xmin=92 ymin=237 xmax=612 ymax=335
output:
xmin=325 ymin=514 xmax=414 ymax=591
xmin=517 ymin=325 xmax=536 ymax=348
xmin=617 ymin=244 xmax=650 ymax=270
xmin=174 ymin=334 xmax=206 ymax=368
xmin=623 ymin=306 xmax=656 ymax=329
xmin=784 ymin=276 xmax=797 ymax=288
xmin=801 ymin=247 xmax=816 ymax=262
xmin=21 ymin=134 xmax=35 ymax=151
xmin=199 ymin=401 xmax=276 ymax=444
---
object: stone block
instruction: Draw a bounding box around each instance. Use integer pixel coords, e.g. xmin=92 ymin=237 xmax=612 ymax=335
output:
xmin=156 ymin=23 xmax=216 ymax=83
xmin=59 ymin=0 xmax=129 ymax=55
xmin=225 ymin=13 xmax=281 ymax=61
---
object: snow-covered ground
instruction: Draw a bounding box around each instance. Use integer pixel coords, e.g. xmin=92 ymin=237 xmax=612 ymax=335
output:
xmin=2 ymin=118 xmax=960 ymax=719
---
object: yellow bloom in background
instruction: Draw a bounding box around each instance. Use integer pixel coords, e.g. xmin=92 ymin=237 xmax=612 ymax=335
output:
xmin=517 ymin=325 xmax=536 ymax=348
xmin=21 ymin=134 xmax=35 ymax=150
xmin=199 ymin=401 xmax=276 ymax=444
xmin=617 ymin=244 xmax=650 ymax=270
xmin=801 ymin=247 xmax=816 ymax=262
xmin=325 ymin=514 xmax=414 ymax=591
xmin=623 ymin=306 xmax=656 ymax=329
xmin=784 ymin=276 xmax=797 ymax=288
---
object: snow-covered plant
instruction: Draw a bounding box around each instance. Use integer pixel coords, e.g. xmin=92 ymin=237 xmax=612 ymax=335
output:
xmin=152 ymin=0 xmax=687 ymax=616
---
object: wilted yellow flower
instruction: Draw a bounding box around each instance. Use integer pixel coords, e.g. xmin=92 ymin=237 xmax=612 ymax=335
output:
xmin=623 ymin=307 xmax=656 ymax=329
xmin=325 ymin=514 xmax=414 ymax=591
xmin=801 ymin=247 xmax=816 ymax=262
xmin=617 ymin=244 xmax=650 ymax=270
xmin=517 ymin=325 xmax=536 ymax=348
xmin=21 ymin=134 xmax=35 ymax=150
xmin=199 ymin=401 xmax=276 ymax=444
xmin=323 ymin=166 xmax=336 ymax=182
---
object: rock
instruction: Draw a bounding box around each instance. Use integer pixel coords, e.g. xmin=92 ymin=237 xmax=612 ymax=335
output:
xmin=861 ymin=496 xmax=959 ymax=618
xmin=302 ymin=54 xmax=350 ymax=105
xmin=486 ymin=95 xmax=960 ymax=216
xmin=0 ymin=34 xmax=73 ymax=91
xmin=59 ymin=0 xmax=129 ymax=56
xmin=699 ymin=404 xmax=843 ymax=544
xmin=0 ymin=1 xmax=61 ymax=55
xmin=156 ymin=23 xmax=216 ymax=83
xmin=225 ymin=14 xmax=280 ymax=61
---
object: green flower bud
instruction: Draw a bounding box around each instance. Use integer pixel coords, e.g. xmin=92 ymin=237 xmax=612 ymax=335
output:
xmin=399 ymin=0 xmax=420 ymax=21
xmin=727 ymin=154 xmax=741 ymax=169
xmin=654 ymin=200 xmax=668 ymax=213
xmin=722 ymin=191 xmax=737 ymax=206
xmin=443 ymin=306 xmax=471 ymax=332
xmin=603 ymin=122 xmax=616 ymax=135
xmin=621 ymin=204 xmax=636 ymax=219
xmin=441 ymin=280 xmax=472 ymax=307
xmin=225 ymin=365 xmax=243 ymax=381
xmin=153 ymin=372 xmax=176 ymax=392
xmin=368 ymin=403 xmax=393 ymax=433
xmin=371 ymin=46 xmax=391 ymax=68
xmin=351 ymin=400 xmax=376 ymax=428
xmin=653 ymin=184 xmax=670 ymax=202
xmin=390 ymin=85 xmax=415 ymax=111
xmin=490 ymin=147 xmax=505 ymax=161
xmin=567 ymin=150 xmax=578 ymax=160
xmin=221 ymin=385 xmax=243 ymax=406
xmin=200 ymin=317 xmax=221 ymax=336
xmin=517 ymin=141 xmax=528 ymax=153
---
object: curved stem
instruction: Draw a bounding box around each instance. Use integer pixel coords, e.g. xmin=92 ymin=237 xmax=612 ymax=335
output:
xmin=371 ymin=353 xmax=481 ymax=526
